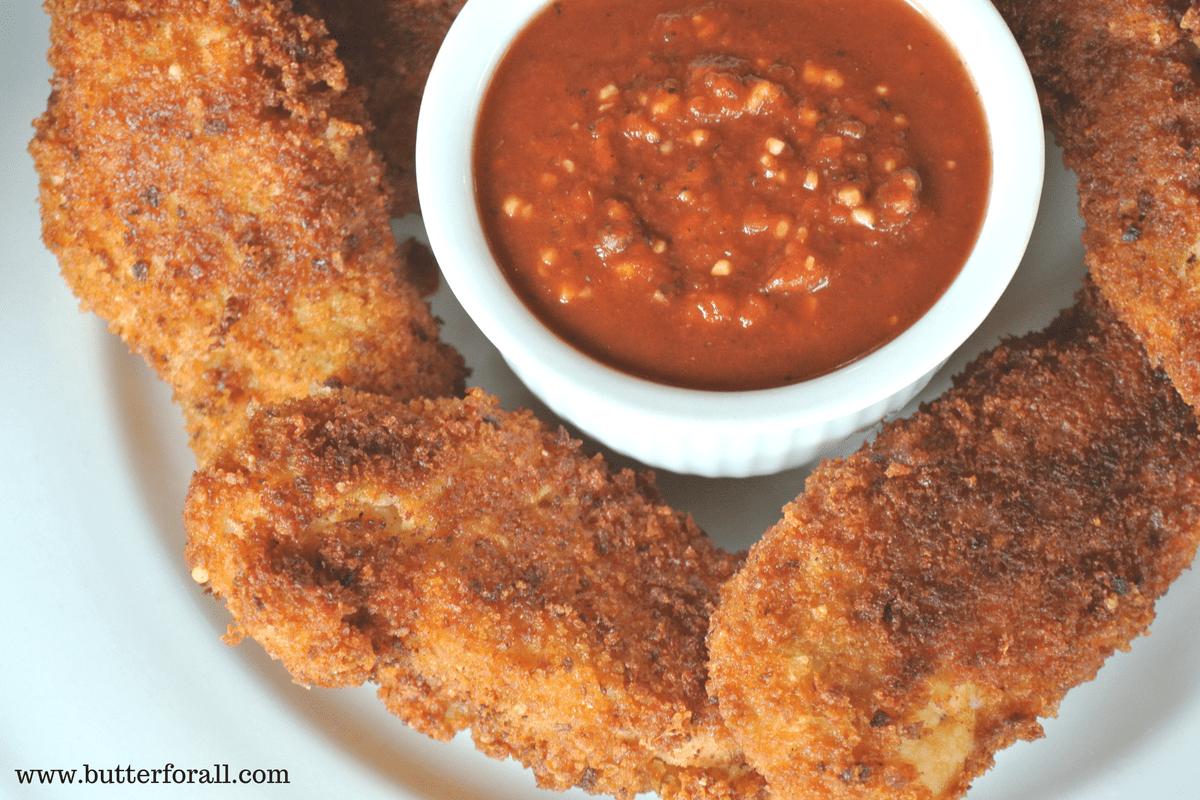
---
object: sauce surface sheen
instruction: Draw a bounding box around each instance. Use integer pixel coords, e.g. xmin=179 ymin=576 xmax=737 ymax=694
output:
xmin=474 ymin=0 xmax=991 ymax=391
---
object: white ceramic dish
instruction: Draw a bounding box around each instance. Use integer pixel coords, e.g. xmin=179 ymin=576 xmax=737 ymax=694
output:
xmin=6 ymin=3 xmax=1199 ymax=799
xmin=418 ymin=0 xmax=1045 ymax=477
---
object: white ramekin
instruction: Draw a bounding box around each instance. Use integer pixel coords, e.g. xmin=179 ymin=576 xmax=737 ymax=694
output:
xmin=418 ymin=0 xmax=1044 ymax=477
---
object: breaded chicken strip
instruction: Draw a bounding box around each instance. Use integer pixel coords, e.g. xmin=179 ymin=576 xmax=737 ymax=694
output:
xmin=184 ymin=388 xmax=767 ymax=800
xmin=708 ymin=282 xmax=1200 ymax=800
xmin=993 ymin=0 xmax=1200 ymax=409
xmin=30 ymin=0 xmax=466 ymax=465
xmin=294 ymin=0 xmax=465 ymax=217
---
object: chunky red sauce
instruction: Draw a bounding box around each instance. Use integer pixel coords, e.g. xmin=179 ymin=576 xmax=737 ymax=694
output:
xmin=474 ymin=0 xmax=990 ymax=391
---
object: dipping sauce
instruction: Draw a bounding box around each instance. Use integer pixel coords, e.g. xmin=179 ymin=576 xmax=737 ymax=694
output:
xmin=474 ymin=0 xmax=990 ymax=391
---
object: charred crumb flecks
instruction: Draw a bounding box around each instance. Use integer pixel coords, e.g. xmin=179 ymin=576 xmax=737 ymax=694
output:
xmin=33 ymin=2 xmax=1200 ymax=800
xmin=185 ymin=388 xmax=768 ymax=800
xmin=994 ymin=0 xmax=1200 ymax=410
xmin=709 ymin=281 xmax=1200 ymax=800
xmin=293 ymin=0 xmax=468 ymax=217
xmin=29 ymin=0 xmax=466 ymax=466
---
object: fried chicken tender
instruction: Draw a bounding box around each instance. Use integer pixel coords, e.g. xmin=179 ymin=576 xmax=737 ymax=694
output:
xmin=708 ymin=282 xmax=1200 ymax=800
xmin=184 ymin=388 xmax=767 ymax=800
xmin=993 ymin=0 xmax=1200 ymax=410
xmin=30 ymin=0 xmax=466 ymax=465
xmin=293 ymin=0 xmax=465 ymax=217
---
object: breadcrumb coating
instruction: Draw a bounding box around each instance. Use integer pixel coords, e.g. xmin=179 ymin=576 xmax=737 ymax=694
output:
xmin=708 ymin=283 xmax=1200 ymax=800
xmin=29 ymin=0 xmax=466 ymax=465
xmin=32 ymin=2 xmax=1200 ymax=799
xmin=185 ymin=388 xmax=767 ymax=800
xmin=294 ymin=0 xmax=466 ymax=217
xmin=995 ymin=0 xmax=1200 ymax=410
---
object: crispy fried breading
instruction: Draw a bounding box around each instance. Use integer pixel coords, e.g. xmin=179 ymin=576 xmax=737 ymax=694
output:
xmin=32 ymin=3 xmax=1200 ymax=800
xmin=294 ymin=0 xmax=465 ymax=216
xmin=993 ymin=0 xmax=1200 ymax=409
xmin=708 ymin=282 xmax=1200 ymax=800
xmin=184 ymin=388 xmax=767 ymax=800
xmin=29 ymin=0 xmax=466 ymax=465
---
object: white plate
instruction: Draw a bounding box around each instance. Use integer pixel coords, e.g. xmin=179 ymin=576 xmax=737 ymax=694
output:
xmin=1 ymin=3 xmax=1196 ymax=799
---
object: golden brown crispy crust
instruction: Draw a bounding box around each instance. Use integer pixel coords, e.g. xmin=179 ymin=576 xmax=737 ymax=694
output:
xmin=708 ymin=282 xmax=1200 ymax=800
xmin=293 ymin=0 xmax=466 ymax=216
xmin=33 ymin=2 xmax=1200 ymax=799
xmin=994 ymin=0 xmax=1200 ymax=409
xmin=185 ymin=388 xmax=767 ymax=800
xmin=30 ymin=0 xmax=466 ymax=465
